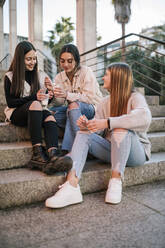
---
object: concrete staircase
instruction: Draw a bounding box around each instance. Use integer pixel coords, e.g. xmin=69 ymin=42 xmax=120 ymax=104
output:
xmin=0 ymin=83 xmax=165 ymax=209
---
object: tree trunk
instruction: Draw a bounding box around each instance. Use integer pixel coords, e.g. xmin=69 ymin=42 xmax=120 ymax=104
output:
xmin=121 ymin=23 xmax=126 ymax=61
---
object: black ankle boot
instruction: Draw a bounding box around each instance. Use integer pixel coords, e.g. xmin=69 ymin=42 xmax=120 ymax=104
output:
xmin=53 ymin=155 xmax=73 ymax=173
xmin=27 ymin=145 xmax=48 ymax=170
xmin=42 ymin=148 xmax=61 ymax=175
xmin=43 ymin=154 xmax=72 ymax=175
xmin=59 ymin=150 xmax=68 ymax=157
xmin=49 ymin=148 xmax=61 ymax=162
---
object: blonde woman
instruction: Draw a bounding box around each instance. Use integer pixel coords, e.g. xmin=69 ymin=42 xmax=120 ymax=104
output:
xmin=45 ymin=62 xmax=152 ymax=208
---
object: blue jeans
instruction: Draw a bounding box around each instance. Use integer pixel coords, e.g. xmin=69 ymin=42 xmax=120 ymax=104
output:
xmin=69 ymin=130 xmax=147 ymax=179
xmin=50 ymin=102 xmax=95 ymax=151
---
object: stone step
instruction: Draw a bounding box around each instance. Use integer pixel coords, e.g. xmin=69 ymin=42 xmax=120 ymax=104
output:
xmin=0 ymin=82 xmax=6 ymax=122
xmin=145 ymin=95 xmax=160 ymax=105
xmin=0 ymin=117 xmax=165 ymax=143
xmin=0 ymin=104 xmax=5 ymax=122
xmin=0 ymin=152 xmax=165 ymax=209
xmin=148 ymin=132 xmax=165 ymax=153
xmin=149 ymin=105 xmax=165 ymax=117
xmin=149 ymin=117 xmax=165 ymax=132
xmin=0 ymin=122 xmax=30 ymax=142
xmin=0 ymin=97 xmax=161 ymax=108
xmin=0 ymin=83 xmax=163 ymax=122
xmin=0 ymin=105 xmax=164 ymax=123
xmin=0 ymin=131 xmax=165 ymax=170
xmin=0 ymin=82 xmax=6 ymax=104
xmin=0 ymin=141 xmax=32 ymax=170
xmin=0 ymin=104 xmax=164 ymax=122
xmin=0 ymin=86 xmax=158 ymax=105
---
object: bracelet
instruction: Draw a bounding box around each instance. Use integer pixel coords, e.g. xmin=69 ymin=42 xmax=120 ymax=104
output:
xmin=107 ymin=118 xmax=111 ymax=129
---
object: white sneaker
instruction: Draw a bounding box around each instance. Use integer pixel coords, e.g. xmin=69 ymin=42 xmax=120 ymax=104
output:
xmin=45 ymin=181 xmax=83 ymax=208
xmin=105 ymin=178 xmax=122 ymax=204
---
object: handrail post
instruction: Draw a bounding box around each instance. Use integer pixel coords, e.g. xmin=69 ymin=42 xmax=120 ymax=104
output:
xmin=104 ymin=45 xmax=107 ymax=74
xmin=121 ymin=23 xmax=126 ymax=62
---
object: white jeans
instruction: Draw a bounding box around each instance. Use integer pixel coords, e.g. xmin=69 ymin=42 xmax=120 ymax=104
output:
xmin=69 ymin=130 xmax=147 ymax=179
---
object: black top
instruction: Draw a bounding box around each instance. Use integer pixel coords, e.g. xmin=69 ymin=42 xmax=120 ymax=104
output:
xmin=4 ymin=71 xmax=37 ymax=108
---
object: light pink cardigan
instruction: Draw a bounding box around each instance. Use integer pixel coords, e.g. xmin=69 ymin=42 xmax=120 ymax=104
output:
xmin=54 ymin=65 xmax=102 ymax=107
xmin=95 ymin=92 xmax=152 ymax=160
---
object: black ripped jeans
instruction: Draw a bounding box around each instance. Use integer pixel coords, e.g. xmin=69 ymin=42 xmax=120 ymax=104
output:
xmin=10 ymin=101 xmax=58 ymax=149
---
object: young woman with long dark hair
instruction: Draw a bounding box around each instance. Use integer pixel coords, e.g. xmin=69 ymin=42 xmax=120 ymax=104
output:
xmin=52 ymin=44 xmax=102 ymax=151
xmin=43 ymin=44 xmax=102 ymax=174
xmin=4 ymin=41 xmax=71 ymax=173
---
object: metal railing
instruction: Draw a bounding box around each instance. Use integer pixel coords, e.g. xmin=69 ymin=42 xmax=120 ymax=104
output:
xmin=80 ymin=33 xmax=165 ymax=103
xmin=0 ymin=53 xmax=12 ymax=71
xmin=36 ymin=49 xmax=57 ymax=80
xmin=1 ymin=33 xmax=164 ymax=102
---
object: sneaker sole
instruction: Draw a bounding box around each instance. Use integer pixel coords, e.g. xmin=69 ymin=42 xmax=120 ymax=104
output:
xmin=45 ymin=199 xmax=83 ymax=208
xmin=105 ymin=198 xmax=121 ymax=205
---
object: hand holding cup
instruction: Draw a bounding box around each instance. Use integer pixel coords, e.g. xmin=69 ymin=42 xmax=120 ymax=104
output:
xmin=44 ymin=77 xmax=53 ymax=91
xmin=37 ymin=89 xmax=49 ymax=109
xmin=53 ymin=85 xmax=67 ymax=99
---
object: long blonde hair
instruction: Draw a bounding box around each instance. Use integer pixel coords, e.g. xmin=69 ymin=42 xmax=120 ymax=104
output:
xmin=107 ymin=62 xmax=134 ymax=117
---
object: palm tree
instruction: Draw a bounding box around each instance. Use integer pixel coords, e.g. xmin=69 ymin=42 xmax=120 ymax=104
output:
xmin=112 ymin=0 xmax=131 ymax=61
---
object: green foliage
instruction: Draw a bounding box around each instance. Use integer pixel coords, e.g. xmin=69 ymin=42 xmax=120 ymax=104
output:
xmin=97 ymin=45 xmax=165 ymax=101
xmin=126 ymin=48 xmax=164 ymax=97
xmin=47 ymin=17 xmax=75 ymax=68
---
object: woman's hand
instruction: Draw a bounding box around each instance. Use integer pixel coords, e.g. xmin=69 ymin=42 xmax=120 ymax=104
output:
xmin=45 ymin=77 xmax=53 ymax=91
xmin=37 ymin=89 xmax=46 ymax=101
xmin=77 ymin=115 xmax=88 ymax=130
xmin=48 ymin=90 xmax=53 ymax=99
xmin=37 ymin=89 xmax=51 ymax=101
xmin=53 ymin=86 xmax=67 ymax=99
xmin=86 ymin=119 xmax=108 ymax=133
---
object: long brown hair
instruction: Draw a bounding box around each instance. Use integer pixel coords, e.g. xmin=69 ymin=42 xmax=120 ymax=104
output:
xmin=8 ymin=41 xmax=40 ymax=97
xmin=107 ymin=62 xmax=134 ymax=117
